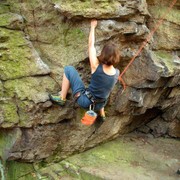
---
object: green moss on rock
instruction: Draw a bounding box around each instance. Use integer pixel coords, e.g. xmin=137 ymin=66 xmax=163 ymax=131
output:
xmin=52 ymin=0 xmax=136 ymax=18
xmin=3 ymin=76 xmax=58 ymax=127
xmin=0 ymin=28 xmax=50 ymax=80
xmin=63 ymin=27 xmax=85 ymax=46
xmin=17 ymin=100 xmax=34 ymax=127
xmin=0 ymin=81 xmax=3 ymax=97
xmin=0 ymin=128 xmax=21 ymax=161
xmin=0 ymin=2 xmax=9 ymax=14
xmin=5 ymin=0 xmax=20 ymax=13
xmin=156 ymin=51 xmax=172 ymax=60
xmin=4 ymin=76 xmax=57 ymax=103
xmin=64 ymin=139 xmax=139 ymax=168
xmin=34 ymin=162 xmax=69 ymax=180
xmin=17 ymin=135 xmax=180 ymax=179
xmin=58 ymin=136 xmax=180 ymax=179
xmin=154 ymin=51 xmax=176 ymax=76
xmin=5 ymin=161 xmax=37 ymax=180
xmin=150 ymin=6 xmax=180 ymax=25
xmin=148 ymin=5 xmax=180 ymax=50
xmin=0 ymin=101 xmax=19 ymax=128
xmin=0 ymin=13 xmax=23 ymax=29
xmin=37 ymin=20 xmax=88 ymax=67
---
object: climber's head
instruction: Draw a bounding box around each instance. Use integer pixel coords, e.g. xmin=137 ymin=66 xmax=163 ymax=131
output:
xmin=98 ymin=43 xmax=120 ymax=66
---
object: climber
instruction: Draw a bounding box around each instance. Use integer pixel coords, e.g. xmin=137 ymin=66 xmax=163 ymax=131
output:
xmin=49 ymin=19 xmax=120 ymax=122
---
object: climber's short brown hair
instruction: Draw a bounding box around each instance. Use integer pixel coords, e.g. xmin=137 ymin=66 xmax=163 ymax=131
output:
xmin=98 ymin=43 xmax=120 ymax=66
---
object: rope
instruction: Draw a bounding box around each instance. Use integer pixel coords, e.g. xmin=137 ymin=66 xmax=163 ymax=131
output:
xmin=118 ymin=0 xmax=177 ymax=91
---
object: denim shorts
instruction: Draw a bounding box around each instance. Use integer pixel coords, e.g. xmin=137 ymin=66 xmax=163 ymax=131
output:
xmin=64 ymin=66 xmax=106 ymax=111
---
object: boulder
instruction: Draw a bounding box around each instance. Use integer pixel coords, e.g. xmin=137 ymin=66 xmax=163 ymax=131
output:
xmin=0 ymin=0 xmax=179 ymax=162
xmin=53 ymin=0 xmax=150 ymax=19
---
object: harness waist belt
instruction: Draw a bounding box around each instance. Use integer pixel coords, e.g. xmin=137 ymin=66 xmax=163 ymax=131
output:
xmin=73 ymin=90 xmax=106 ymax=104
xmin=84 ymin=90 xmax=106 ymax=104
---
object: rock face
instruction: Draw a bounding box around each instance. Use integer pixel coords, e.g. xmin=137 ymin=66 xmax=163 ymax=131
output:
xmin=4 ymin=134 xmax=180 ymax=180
xmin=0 ymin=0 xmax=179 ymax=162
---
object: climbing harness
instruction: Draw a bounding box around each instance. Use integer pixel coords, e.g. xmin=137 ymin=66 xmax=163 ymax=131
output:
xmin=84 ymin=90 xmax=106 ymax=104
xmin=118 ymin=0 xmax=177 ymax=91
xmin=79 ymin=90 xmax=106 ymax=125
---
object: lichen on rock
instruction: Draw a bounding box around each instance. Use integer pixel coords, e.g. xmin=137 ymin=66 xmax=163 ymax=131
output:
xmin=0 ymin=101 xmax=19 ymax=128
xmin=53 ymin=0 xmax=150 ymax=19
xmin=0 ymin=12 xmax=24 ymax=30
xmin=0 ymin=28 xmax=50 ymax=80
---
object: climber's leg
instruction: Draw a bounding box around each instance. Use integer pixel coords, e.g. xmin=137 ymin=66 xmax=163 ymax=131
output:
xmin=49 ymin=66 xmax=85 ymax=105
xmin=61 ymin=73 xmax=70 ymax=100
xmin=63 ymin=66 xmax=85 ymax=96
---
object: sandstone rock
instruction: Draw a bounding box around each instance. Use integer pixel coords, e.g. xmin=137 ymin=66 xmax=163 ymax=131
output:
xmin=54 ymin=0 xmax=149 ymax=19
xmin=137 ymin=125 xmax=150 ymax=134
xmin=115 ymin=87 xmax=166 ymax=115
xmin=123 ymin=50 xmax=161 ymax=88
xmin=162 ymin=103 xmax=180 ymax=122
xmin=168 ymin=87 xmax=180 ymax=98
xmin=7 ymin=114 xmax=131 ymax=162
xmin=123 ymin=50 xmax=180 ymax=88
xmin=8 ymin=122 xmax=94 ymax=161
xmin=168 ymin=120 xmax=180 ymax=138
xmin=5 ymin=161 xmax=36 ymax=180
xmin=33 ymin=162 xmax=70 ymax=179
xmin=0 ymin=81 xmax=3 ymax=97
xmin=167 ymin=75 xmax=180 ymax=87
xmin=5 ymin=135 xmax=180 ymax=179
xmin=0 ymin=1 xmax=9 ymax=14
xmin=0 ymin=101 xmax=19 ymax=128
xmin=98 ymin=20 xmax=149 ymax=42
xmin=147 ymin=4 xmax=180 ymax=50
xmin=4 ymin=76 xmax=56 ymax=103
xmin=0 ymin=128 xmax=21 ymax=161
xmin=86 ymin=115 xmax=131 ymax=147
xmin=0 ymin=13 xmax=24 ymax=30
xmin=147 ymin=117 xmax=169 ymax=137
xmin=115 ymin=87 xmax=132 ymax=114
xmin=0 ymin=0 xmax=179 ymax=162
xmin=153 ymin=51 xmax=180 ymax=78
xmin=55 ymin=135 xmax=180 ymax=180
xmin=0 ymin=28 xmax=50 ymax=80
xmin=1 ymin=76 xmax=75 ymax=127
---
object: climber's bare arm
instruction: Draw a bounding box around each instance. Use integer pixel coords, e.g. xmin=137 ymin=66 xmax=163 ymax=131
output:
xmin=88 ymin=19 xmax=99 ymax=73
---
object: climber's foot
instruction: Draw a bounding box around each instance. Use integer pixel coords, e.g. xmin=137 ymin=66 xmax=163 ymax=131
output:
xmin=49 ymin=94 xmax=66 ymax=106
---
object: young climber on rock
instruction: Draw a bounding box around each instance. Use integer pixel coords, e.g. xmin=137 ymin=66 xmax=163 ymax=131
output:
xmin=49 ymin=19 xmax=120 ymax=121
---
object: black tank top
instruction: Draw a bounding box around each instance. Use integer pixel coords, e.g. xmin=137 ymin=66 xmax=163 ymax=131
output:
xmin=88 ymin=64 xmax=119 ymax=99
